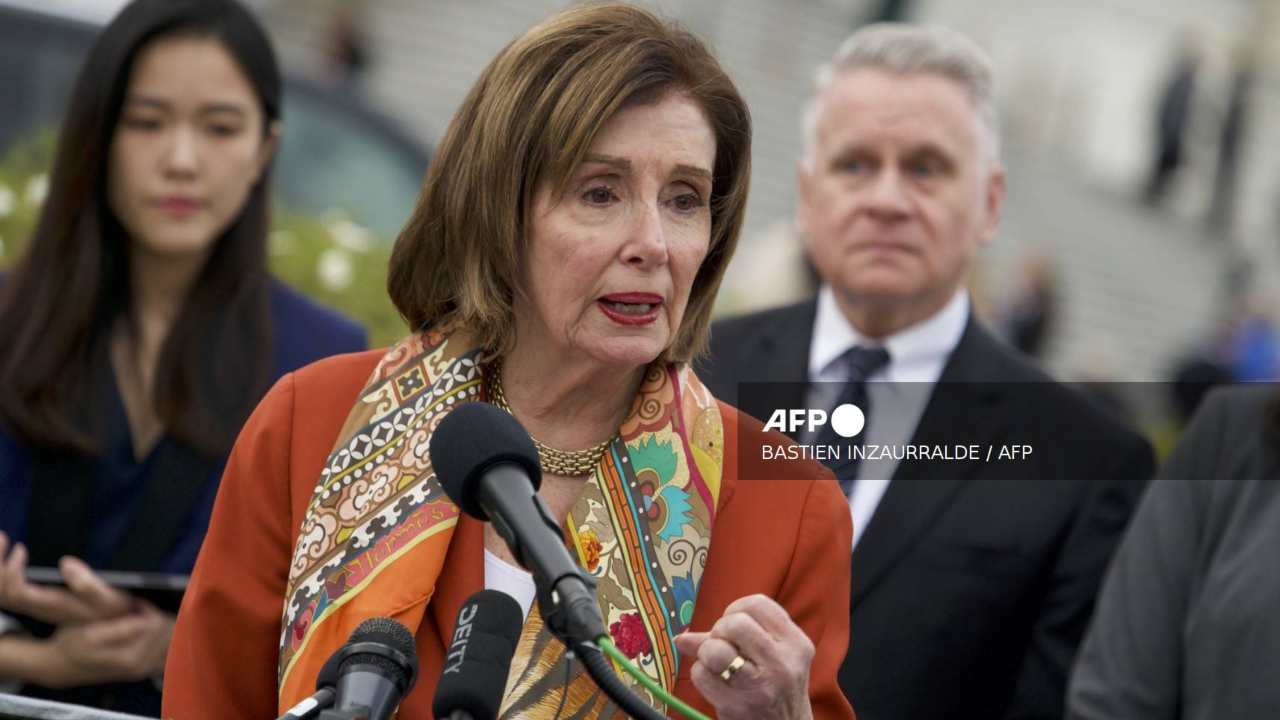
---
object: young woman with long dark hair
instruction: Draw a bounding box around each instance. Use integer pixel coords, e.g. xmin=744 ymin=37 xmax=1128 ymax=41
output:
xmin=0 ymin=0 xmax=365 ymax=712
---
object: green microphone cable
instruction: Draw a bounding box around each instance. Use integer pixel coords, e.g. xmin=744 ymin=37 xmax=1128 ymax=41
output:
xmin=595 ymin=636 xmax=711 ymax=720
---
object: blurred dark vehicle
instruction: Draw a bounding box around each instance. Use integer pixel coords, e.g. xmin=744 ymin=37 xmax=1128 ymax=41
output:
xmin=0 ymin=0 xmax=430 ymax=239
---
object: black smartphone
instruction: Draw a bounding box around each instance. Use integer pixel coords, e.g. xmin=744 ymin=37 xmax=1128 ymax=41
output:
xmin=24 ymin=566 xmax=188 ymax=615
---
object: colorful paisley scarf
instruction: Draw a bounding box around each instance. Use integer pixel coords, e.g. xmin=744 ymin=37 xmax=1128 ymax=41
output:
xmin=277 ymin=330 xmax=724 ymax=717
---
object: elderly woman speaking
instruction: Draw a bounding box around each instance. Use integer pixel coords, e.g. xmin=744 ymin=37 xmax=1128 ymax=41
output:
xmin=163 ymin=4 xmax=853 ymax=719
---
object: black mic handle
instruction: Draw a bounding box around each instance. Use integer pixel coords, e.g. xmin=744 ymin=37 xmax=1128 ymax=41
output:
xmin=317 ymin=710 xmax=369 ymax=720
xmin=539 ymin=571 xmax=606 ymax=647
xmin=483 ymin=471 xmax=562 ymax=572
xmin=447 ymin=712 xmax=476 ymax=720
xmin=315 ymin=639 xmax=417 ymax=720
xmin=276 ymin=687 xmax=337 ymax=720
xmin=478 ymin=467 xmax=608 ymax=646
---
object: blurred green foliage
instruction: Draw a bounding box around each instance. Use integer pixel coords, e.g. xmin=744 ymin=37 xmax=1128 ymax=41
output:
xmin=268 ymin=212 xmax=406 ymax=347
xmin=0 ymin=130 xmax=407 ymax=348
xmin=0 ymin=130 xmax=53 ymax=267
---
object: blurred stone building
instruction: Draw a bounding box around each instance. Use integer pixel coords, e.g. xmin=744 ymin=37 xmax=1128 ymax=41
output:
xmin=256 ymin=0 xmax=1280 ymax=382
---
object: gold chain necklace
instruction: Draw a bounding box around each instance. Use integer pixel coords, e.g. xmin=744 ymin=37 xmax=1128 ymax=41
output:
xmin=485 ymin=361 xmax=613 ymax=477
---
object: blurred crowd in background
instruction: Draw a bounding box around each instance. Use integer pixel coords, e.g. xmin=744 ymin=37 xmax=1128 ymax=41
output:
xmin=3 ymin=0 xmax=1280 ymax=441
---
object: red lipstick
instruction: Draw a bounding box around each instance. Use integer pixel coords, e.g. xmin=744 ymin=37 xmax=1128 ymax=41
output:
xmin=598 ymin=293 xmax=663 ymax=326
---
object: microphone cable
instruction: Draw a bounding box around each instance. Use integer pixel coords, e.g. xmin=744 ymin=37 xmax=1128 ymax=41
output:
xmin=588 ymin=636 xmax=711 ymax=720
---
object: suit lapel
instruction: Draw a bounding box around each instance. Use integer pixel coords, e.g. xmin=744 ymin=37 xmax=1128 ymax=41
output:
xmin=849 ymin=317 xmax=1010 ymax=608
xmin=739 ymin=302 xmax=815 ymax=437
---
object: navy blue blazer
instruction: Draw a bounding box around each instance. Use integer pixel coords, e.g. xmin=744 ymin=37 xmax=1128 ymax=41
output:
xmin=0 ymin=280 xmax=367 ymax=575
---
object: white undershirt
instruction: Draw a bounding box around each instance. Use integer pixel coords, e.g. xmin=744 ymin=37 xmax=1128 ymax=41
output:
xmin=807 ymin=286 xmax=969 ymax=549
xmin=483 ymin=548 xmax=537 ymax=620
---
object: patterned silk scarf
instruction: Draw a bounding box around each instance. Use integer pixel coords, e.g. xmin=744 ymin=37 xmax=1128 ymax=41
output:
xmin=277 ymin=330 xmax=724 ymax=717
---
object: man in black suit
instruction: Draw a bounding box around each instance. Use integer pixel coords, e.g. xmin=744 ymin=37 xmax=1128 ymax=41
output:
xmin=697 ymin=24 xmax=1154 ymax=720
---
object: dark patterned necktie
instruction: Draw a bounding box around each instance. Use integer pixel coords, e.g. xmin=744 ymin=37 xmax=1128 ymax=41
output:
xmin=812 ymin=345 xmax=891 ymax=497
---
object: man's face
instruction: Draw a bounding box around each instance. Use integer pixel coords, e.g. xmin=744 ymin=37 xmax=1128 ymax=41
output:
xmin=798 ymin=69 xmax=1004 ymax=322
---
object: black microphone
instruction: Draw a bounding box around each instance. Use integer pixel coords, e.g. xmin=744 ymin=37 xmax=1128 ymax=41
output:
xmin=311 ymin=617 xmax=419 ymax=720
xmin=276 ymin=687 xmax=336 ymax=720
xmin=429 ymin=402 xmax=607 ymax=646
xmin=432 ymin=589 xmax=523 ymax=720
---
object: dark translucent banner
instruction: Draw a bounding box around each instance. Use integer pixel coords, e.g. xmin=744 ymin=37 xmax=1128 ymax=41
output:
xmin=722 ymin=381 xmax=1271 ymax=482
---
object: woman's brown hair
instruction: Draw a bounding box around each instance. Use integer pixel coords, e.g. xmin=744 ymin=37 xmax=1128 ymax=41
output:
xmin=387 ymin=2 xmax=751 ymax=362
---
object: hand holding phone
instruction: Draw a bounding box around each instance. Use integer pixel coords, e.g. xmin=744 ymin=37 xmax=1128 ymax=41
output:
xmin=25 ymin=563 xmax=187 ymax=615
xmin=0 ymin=532 xmax=182 ymax=687
xmin=43 ymin=600 xmax=177 ymax=685
xmin=0 ymin=531 xmax=113 ymax=625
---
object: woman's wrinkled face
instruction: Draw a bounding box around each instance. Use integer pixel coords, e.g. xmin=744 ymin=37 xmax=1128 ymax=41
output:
xmin=518 ymin=92 xmax=717 ymax=368
xmin=107 ymin=35 xmax=276 ymax=260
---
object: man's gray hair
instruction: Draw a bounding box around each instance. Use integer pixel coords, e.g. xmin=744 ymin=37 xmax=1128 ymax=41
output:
xmin=802 ymin=23 xmax=1001 ymax=164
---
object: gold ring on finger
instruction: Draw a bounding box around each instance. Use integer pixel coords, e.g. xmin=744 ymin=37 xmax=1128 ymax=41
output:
xmin=719 ymin=654 xmax=747 ymax=682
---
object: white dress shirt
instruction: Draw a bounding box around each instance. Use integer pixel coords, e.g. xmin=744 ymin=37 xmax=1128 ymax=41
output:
xmin=806 ymin=285 xmax=969 ymax=549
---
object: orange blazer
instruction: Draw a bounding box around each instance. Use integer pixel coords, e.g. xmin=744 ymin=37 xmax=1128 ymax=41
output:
xmin=162 ymin=350 xmax=855 ymax=719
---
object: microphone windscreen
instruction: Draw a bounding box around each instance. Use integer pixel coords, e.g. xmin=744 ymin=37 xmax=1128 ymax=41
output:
xmin=342 ymin=617 xmax=418 ymax=687
xmin=432 ymin=590 xmax=525 ymax=719
xmin=350 ymin=617 xmax=416 ymax=652
xmin=429 ymin=401 xmax=542 ymax=519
